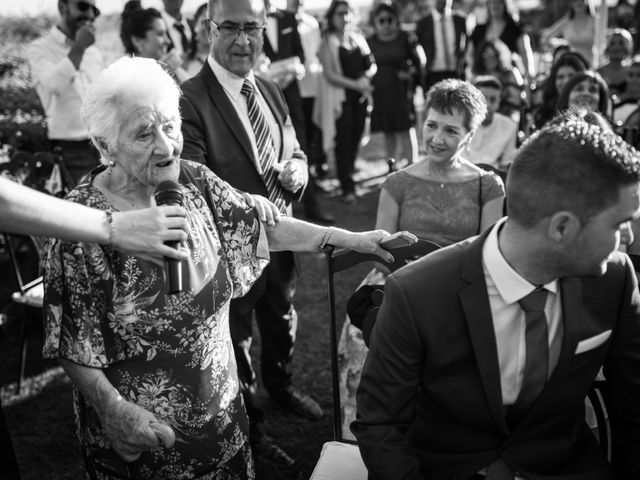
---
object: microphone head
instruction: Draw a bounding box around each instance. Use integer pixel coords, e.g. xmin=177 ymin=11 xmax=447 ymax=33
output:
xmin=154 ymin=180 xmax=183 ymax=207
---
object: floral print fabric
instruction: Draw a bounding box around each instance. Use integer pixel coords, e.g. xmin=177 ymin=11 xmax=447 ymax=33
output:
xmin=43 ymin=160 xmax=269 ymax=479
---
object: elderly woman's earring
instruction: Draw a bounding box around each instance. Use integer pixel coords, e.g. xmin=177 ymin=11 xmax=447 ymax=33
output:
xmin=108 ymin=159 xmax=115 ymax=167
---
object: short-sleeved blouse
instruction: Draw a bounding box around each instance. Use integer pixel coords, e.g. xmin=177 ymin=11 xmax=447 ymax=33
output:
xmin=43 ymin=160 xmax=269 ymax=479
xmin=382 ymin=169 xmax=504 ymax=246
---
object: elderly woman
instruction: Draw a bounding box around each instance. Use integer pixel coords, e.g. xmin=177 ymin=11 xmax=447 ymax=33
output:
xmin=42 ymin=57 xmax=392 ymax=479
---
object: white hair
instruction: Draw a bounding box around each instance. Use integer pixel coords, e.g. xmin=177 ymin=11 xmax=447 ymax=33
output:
xmin=81 ymin=56 xmax=181 ymax=162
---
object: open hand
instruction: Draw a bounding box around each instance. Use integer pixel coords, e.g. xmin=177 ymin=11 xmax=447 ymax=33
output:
xmin=242 ymin=193 xmax=282 ymax=226
xmin=112 ymin=206 xmax=188 ymax=262
xmin=354 ymin=230 xmax=395 ymax=263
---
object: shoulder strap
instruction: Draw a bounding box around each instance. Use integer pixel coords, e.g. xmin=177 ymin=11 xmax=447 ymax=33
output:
xmin=477 ymin=172 xmax=483 ymax=235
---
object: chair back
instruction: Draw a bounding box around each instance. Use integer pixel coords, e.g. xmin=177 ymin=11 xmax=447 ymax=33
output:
xmin=627 ymin=253 xmax=640 ymax=273
xmin=619 ymin=107 xmax=640 ymax=149
xmin=323 ymin=239 xmax=440 ymax=441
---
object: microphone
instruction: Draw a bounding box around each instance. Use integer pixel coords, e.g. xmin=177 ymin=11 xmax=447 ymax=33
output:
xmin=154 ymin=180 xmax=184 ymax=294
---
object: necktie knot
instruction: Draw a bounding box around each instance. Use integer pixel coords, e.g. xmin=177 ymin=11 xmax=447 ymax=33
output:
xmin=241 ymin=79 xmax=255 ymax=97
xmin=174 ymin=22 xmax=184 ymax=31
xmin=518 ymin=288 xmax=548 ymax=313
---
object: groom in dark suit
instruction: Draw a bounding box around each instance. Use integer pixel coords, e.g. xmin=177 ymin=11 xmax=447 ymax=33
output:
xmin=180 ymin=0 xmax=323 ymax=464
xmin=353 ymin=117 xmax=640 ymax=479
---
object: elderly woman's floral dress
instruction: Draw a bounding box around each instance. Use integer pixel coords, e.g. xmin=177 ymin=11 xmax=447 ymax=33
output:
xmin=43 ymin=160 xmax=270 ymax=479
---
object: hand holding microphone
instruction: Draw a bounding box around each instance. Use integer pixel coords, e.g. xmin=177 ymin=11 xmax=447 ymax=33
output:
xmin=154 ymin=181 xmax=184 ymax=294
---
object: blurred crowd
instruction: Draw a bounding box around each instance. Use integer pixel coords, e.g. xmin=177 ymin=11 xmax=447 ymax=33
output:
xmin=15 ymin=0 xmax=640 ymax=200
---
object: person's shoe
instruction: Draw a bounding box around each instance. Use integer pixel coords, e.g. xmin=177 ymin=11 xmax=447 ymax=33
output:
xmin=251 ymin=433 xmax=295 ymax=468
xmin=306 ymin=209 xmax=335 ymax=226
xmin=272 ymin=386 xmax=325 ymax=420
xmin=342 ymin=192 xmax=357 ymax=205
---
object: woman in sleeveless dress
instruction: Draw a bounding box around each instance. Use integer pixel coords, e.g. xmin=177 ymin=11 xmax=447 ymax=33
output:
xmin=339 ymin=80 xmax=505 ymax=438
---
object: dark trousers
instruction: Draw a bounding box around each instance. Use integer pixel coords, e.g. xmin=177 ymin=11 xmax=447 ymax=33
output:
xmin=335 ymin=94 xmax=367 ymax=195
xmin=424 ymin=70 xmax=462 ymax=94
xmin=230 ymin=251 xmax=297 ymax=426
xmin=301 ymin=97 xmax=326 ymax=171
xmin=50 ymin=139 xmax=100 ymax=187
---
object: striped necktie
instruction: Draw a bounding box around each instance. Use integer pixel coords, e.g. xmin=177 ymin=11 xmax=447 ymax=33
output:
xmin=240 ymin=79 xmax=287 ymax=212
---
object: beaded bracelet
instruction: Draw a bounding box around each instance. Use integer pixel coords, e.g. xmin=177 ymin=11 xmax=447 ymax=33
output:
xmin=105 ymin=211 xmax=114 ymax=246
xmin=318 ymin=227 xmax=334 ymax=251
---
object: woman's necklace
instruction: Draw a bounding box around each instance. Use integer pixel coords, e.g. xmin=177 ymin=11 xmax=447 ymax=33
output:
xmin=424 ymin=159 xmax=460 ymax=188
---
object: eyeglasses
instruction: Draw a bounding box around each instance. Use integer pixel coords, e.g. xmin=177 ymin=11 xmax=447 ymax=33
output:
xmin=481 ymin=50 xmax=497 ymax=59
xmin=209 ymin=20 xmax=266 ymax=39
xmin=376 ymin=16 xmax=396 ymax=25
xmin=67 ymin=0 xmax=101 ymax=17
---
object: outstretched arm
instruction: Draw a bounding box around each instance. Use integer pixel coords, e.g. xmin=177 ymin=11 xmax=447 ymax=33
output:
xmin=0 ymin=178 xmax=188 ymax=260
xmin=264 ymin=215 xmax=394 ymax=262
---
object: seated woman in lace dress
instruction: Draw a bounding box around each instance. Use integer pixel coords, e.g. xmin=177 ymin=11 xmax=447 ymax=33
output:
xmin=339 ymin=79 xmax=505 ymax=439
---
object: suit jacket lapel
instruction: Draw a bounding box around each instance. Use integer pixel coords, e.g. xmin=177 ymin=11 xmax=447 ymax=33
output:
xmin=426 ymin=16 xmax=436 ymax=70
xmin=459 ymin=231 xmax=509 ymax=435
xmin=201 ymin=62 xmax=255 ymax=162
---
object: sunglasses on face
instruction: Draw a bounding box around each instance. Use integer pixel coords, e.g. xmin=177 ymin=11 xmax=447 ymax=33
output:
xmin=68 ymin=0 xmax=101 ymax=17
xmin=376 ymin=16 xmax=396 ymax=25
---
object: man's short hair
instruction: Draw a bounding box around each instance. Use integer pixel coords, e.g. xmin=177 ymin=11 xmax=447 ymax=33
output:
xmin=507 ymin=117 xmax=640 ymax=228
xmin=425 ymin=79 xmax=487 ymax=132
xmin=473 ymin=75 xmax=503 ymax=93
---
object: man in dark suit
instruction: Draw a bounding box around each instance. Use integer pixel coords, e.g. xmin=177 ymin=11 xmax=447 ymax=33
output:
xmin=263 ymin=0 xmax=334 ymax=225
xmin=415 ymin=0 xmax=467 ymax=92
xmin=180 ymin=0 xmax=323 ymax=464
xmin=353 ymin=117 xmax=640 ymax=479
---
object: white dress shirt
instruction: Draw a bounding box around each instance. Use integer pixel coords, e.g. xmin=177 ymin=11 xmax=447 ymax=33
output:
xmin=482 ymin=217 xmax=564 ymax=406
xmin=296 ymin=11 xmax=322 ymax=99
xmin=463 ymin=112 xmax=517 ymax=168
xmin=26 ymin=27 xmax=106 ymax=140
xmin=207 ymin=56 xmax=282 ymax=173
xmin=161 ymin=10 xmax=192 ymax=60
xmin=431 ymin=8 xmax=456 ymax=72
xmin=266 ymin=14 xmax=279 ymax=54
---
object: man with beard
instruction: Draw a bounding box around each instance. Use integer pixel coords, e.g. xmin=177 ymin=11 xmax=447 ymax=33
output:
xmin=26 ymin=0 xmax=106 ymax=185
xmin=462 ymin=75 xmax=517 ymax=170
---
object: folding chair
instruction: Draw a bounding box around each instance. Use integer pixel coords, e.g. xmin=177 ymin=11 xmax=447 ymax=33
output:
xmin=1 ymin=232 xmax=45 ymax=394
xmin=627 ymin=253 xmax=640 ymax=273
xmin=310 ymin=240 xmax=440 ymax=480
